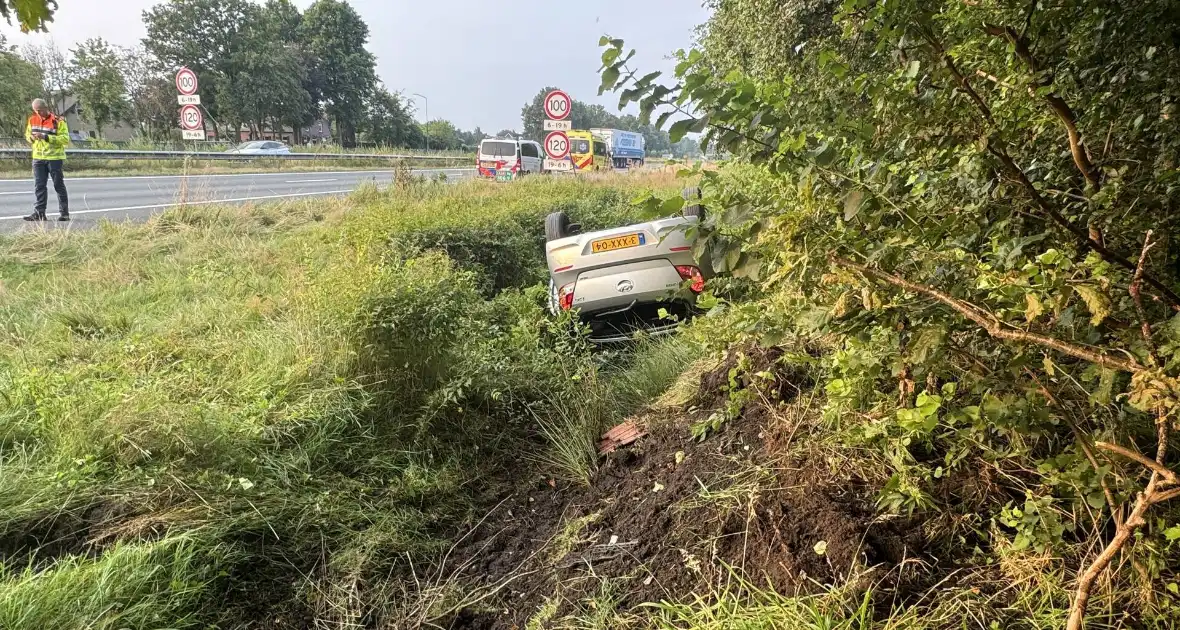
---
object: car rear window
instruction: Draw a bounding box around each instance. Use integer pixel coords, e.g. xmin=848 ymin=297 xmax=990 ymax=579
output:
xmin=480 ymin=141 xmax=517 ymax=157
xmin=570 ymin=138 xmax=590 ymax=154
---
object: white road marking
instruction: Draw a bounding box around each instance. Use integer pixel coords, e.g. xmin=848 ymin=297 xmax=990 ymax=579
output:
xmin=0 ymin=189 xmax=353 ymax=221
xmin=284 ymin=178 xmax=339 ymax=183
xmin=0 ymin=168 xmax=470 ymax=184
xmin=0 ymin=192 xmax=26 ymax=195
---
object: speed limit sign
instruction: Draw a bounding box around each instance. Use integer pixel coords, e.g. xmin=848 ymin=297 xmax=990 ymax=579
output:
xmin=544 ymin=131 xmax=570 ymax=159
xmin=543 ymin=89 xmax=571 ymax=121
xmin=175 ymin=67 xmax=199 ymax=96
xmin=179 ymin=104 xmax=203 ymax=130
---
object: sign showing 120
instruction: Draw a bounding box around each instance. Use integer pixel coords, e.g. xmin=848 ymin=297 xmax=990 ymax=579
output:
xmin=179 ymin=104 xmax=203 ymax=130
xmin=544 ymin=131 xmax=570 ymax=159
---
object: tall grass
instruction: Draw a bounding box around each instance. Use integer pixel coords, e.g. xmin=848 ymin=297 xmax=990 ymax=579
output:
xmin=528 ymin=336 xmax=707 ymax=484
xmin=0 ymin=534 xmax=213 ymax=630
xmin=0 ymin=174 xmax=676 ymax=626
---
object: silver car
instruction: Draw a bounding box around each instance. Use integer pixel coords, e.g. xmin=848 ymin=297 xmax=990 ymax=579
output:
xmin=545 ymin=188 xmax=705 ymax=343
xmin=225 ymin=140 xmax=291 ymax=155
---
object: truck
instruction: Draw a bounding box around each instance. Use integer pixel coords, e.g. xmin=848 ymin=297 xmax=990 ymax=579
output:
xmin=590 ymin=128 xmax=646 ymax=169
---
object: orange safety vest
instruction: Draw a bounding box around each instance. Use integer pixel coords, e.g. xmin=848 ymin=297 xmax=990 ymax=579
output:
xmin=26 ymin=112 xmax=69 ymax=160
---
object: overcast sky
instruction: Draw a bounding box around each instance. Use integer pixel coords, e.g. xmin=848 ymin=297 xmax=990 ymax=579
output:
xmin=2 ymin=1 xmax=711 ymax=132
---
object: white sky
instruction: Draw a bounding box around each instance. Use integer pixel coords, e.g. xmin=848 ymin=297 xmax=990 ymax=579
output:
xmin=2 ymin=0 xmax=711 ymax=132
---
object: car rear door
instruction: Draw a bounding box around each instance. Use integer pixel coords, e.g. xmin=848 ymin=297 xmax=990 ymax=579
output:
xmin=521 ymin=142 xmax=540 ymax=173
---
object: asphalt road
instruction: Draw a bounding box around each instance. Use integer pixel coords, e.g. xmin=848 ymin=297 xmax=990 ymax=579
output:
xmin=0 ymin=168 xmax=474 ymax=233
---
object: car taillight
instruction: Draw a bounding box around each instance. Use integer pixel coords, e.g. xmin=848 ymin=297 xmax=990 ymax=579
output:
xmin=676 ymin=265 xmax=704 ymax=293
xmin=558 ymin=283 xmax=575 ymax=310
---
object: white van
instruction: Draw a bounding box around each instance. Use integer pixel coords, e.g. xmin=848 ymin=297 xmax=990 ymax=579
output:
xmin=476 ymin=138 xmax=544 ymax=179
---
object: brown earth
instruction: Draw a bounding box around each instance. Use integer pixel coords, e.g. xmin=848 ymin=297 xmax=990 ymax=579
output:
xmin=437 ymin=348 xmax=927 ymax=629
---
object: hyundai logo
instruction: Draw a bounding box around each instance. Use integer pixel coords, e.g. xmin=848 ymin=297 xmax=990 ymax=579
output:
xmin=616 ymin=280 xmax=634 ymax=293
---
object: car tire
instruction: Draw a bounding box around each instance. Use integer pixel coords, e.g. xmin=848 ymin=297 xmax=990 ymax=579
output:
xmin=545 ymin=211 xmax=570 ymax=242
xmin=547 ymin=279 xmax=561 ymax=316
xmin=682 ymin=187 xmax=704 ymax=219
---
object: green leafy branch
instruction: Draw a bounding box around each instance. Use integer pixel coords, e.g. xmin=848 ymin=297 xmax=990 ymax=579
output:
xmin=0 ymin=0 xmax=56 ymax=32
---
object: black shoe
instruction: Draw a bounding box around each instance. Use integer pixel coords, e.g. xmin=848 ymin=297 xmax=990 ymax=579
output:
xmin=58 ymin=214 xmax=70 ymax=222
xmin=23 ymin=213 xmax=46 ymax=222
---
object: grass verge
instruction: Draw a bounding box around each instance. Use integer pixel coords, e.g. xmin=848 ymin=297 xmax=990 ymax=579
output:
xmin=0 ymin=172 xmax=680 ymax=627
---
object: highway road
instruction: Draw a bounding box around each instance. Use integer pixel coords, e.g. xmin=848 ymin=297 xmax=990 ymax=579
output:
xmin=0 ymin=168 xmax=474 ymax=233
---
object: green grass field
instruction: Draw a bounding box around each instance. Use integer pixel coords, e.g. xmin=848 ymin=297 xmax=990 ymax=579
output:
xmin=0 ymin=173 xmax=693 ymax=628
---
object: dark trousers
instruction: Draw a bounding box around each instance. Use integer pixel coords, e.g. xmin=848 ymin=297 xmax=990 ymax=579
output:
xmin=33 ymin=159 xmax=68 ymax=217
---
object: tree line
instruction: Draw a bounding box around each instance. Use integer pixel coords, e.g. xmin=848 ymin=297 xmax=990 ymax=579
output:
xmin=0 ymin=0 xmax=485 ymax=149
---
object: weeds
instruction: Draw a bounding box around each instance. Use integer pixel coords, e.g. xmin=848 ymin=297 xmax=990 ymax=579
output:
xmin=0 ymin=174 xmax=669 ymax=626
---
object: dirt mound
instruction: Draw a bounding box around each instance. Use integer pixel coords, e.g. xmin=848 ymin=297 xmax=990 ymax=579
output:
xmin=440 ymin=355 xmax=922 ymax=628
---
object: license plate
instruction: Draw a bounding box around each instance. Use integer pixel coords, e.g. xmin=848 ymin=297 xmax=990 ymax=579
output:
xmin=591 ymin=233 xmax=645 ymax=253
xmin=495 ymin=172 xmax=514 ymax=182
xmin=480 ymin=161 xmax=497 ymax=168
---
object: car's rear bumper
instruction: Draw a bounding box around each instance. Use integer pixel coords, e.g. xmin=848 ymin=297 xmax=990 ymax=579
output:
xmin=582 ymin=300 xmax=695 ymax=344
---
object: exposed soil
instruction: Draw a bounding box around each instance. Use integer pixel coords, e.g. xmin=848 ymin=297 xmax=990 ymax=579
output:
xmin=440 ymin=347 xmax=926 ymax=629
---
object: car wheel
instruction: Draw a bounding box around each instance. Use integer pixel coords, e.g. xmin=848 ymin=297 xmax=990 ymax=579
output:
xmin=545 ymin=211 xmax=570 ymax=242
xmin=547 ymin=279 xmax=561 ymax=316
xmin=682 ymin=187 xmax=704 ymax=219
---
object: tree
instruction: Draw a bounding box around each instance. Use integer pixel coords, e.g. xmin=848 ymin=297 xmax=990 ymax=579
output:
xmin=0 ymin=0 xmax=55 ymax=32
xmin=671 ymin=136 xmax=700 ymax=159
xmin=258 ymin=0 xmax=321 ymax=143
xmin=299 ymin=0 xmax=376 ymax=147
xmin=419 ymin=119 xmax=461 ymax=151
xmin=143 ymin=0 xmax=258 ymax=73
xmin=69 ymin=38 xmax=129 ymax=135
xmin=695 ymin=0 xmax=840 ymax=81
xmin=360 ymin=87 xmax=421 ymax=148
xmin=142 ymin=0 xmax=261 ymax=134
xmin=261 ymin=0 xmax=302 ymax=42
xmin=217 ymin=42 xmax=310 ymax=141
xmin=20 ymin=41 xmax=68 ymax=112
xmin=121 ymin=46 xmax=177 ymax=140
xmin=0 ymin=34 xmax=43 ymax=137
xmin=456 ymin=127 xmax=487 ymax=149
xmin=602 ymin=0 xmax=1180 ymax=626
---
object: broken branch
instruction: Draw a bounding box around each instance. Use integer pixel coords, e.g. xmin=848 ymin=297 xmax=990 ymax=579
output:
xmin=1130 ymin=231 xmax=1160 ymax=364
xmin=987 ymin=145 xmax=1180 ymax=309
xmin=985 ymin=23 xmax=1101 ymax=190
xmin=832 ymin=257 xmax=1145 ymax=373
xmin=1095 ymin=441 xmax=1178 ymax=485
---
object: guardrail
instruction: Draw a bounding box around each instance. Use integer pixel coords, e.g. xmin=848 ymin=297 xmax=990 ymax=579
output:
xmin=0 ymin=148 xmax=468 ymax=161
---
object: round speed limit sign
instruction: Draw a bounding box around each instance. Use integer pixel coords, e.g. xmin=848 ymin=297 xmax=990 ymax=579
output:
xmin=175 ymin=67 xmax=199 ymax=95
xmin=543 ymin=89 xmax=571 ymax=120
xmin=179 ymin=104 xmax=203 ymax=130
xmin=544 ymin=131 xmax=570 ymax=160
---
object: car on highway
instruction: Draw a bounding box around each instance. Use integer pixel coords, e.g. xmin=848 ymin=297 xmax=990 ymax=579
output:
xmin=476 ymin=138 xmax=544 ymax=179
xmin=545 ymin=187 xmax=706 ymax=343
xmin=226 ymin=140 xmax=292 ymax=156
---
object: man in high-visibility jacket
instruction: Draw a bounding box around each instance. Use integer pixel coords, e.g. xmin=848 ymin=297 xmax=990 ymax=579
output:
xmin=24 ymin=98 xmax=70 ymax=222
